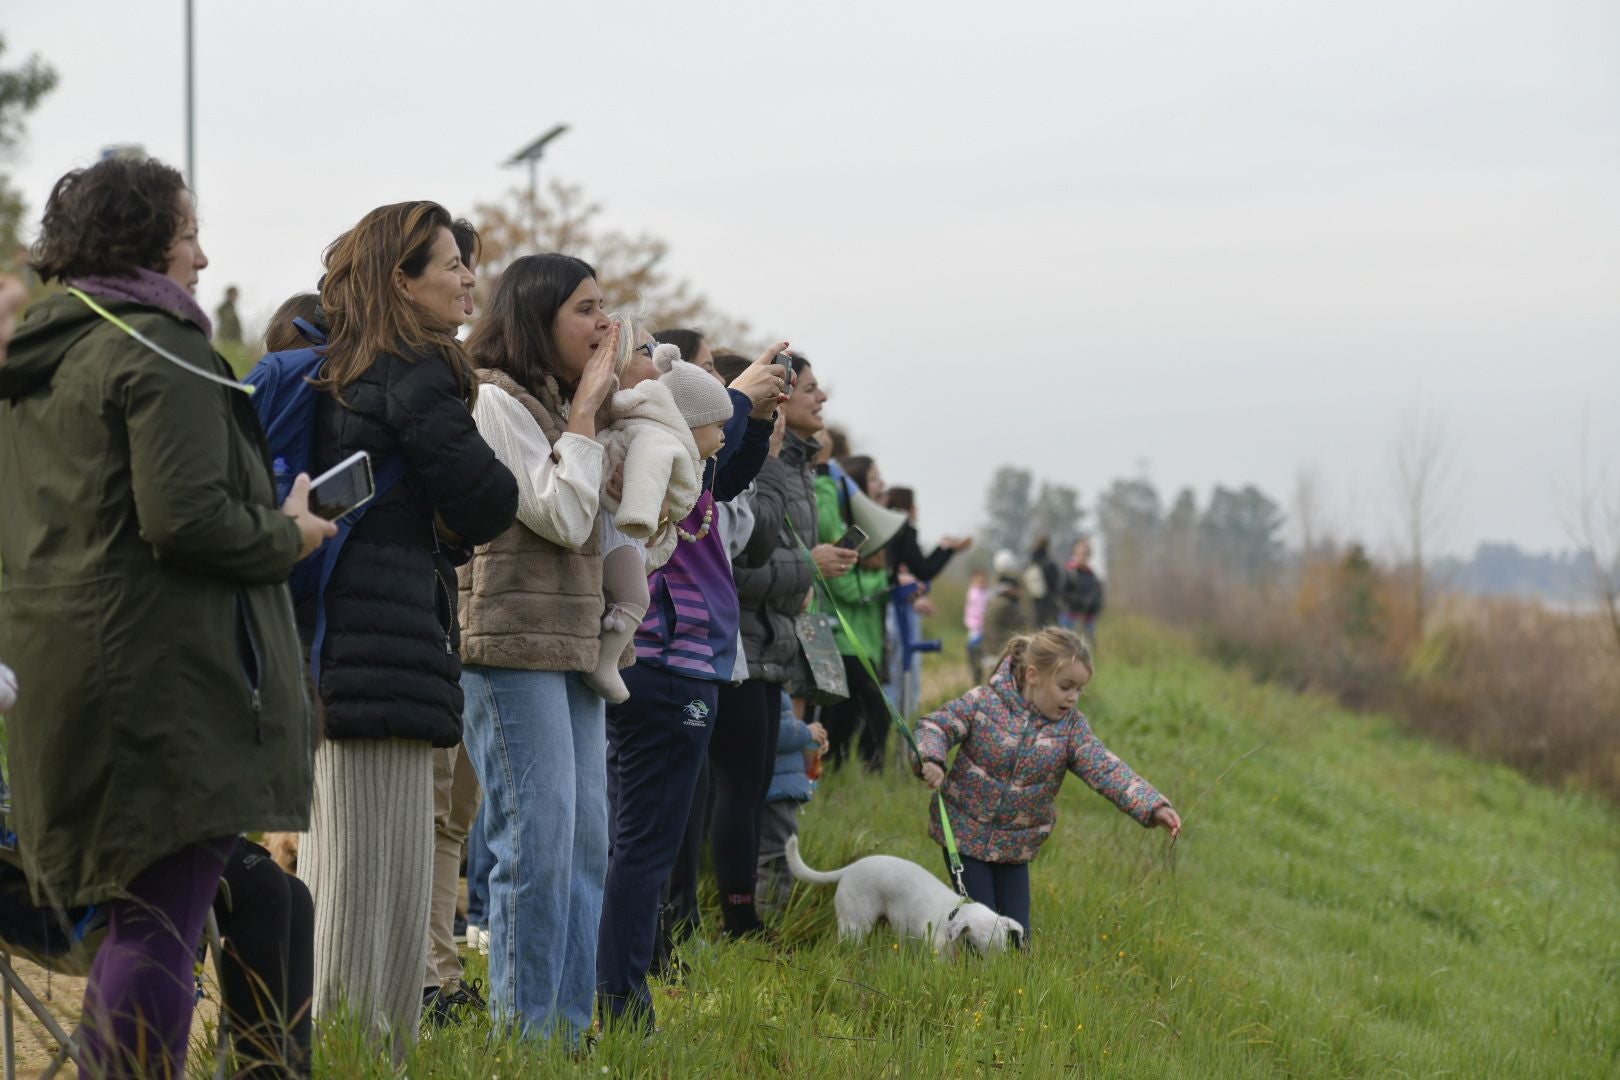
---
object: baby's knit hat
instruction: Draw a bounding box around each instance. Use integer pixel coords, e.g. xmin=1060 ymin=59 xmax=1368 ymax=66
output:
xmin=655 ymin=344 xmax=733 ymax=428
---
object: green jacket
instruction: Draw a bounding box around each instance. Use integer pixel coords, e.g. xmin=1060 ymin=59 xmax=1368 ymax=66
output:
xmin=0 ymin=291 xmax=311 ymax=906
xmin=814 ymin=472 xmax=889 ymax=659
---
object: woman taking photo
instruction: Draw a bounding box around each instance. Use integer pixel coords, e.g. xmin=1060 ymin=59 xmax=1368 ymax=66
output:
xmin=301 ymin=201 xmax=517 ymax=1056
xmin=457 ymin=253 xmax=620 ymax=1046
xmin=0 ymin=156 xmax=333 ymax=1078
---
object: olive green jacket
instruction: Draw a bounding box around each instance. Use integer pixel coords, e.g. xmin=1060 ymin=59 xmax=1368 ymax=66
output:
xmin=0 ymin=291 xmax=311 ymax=906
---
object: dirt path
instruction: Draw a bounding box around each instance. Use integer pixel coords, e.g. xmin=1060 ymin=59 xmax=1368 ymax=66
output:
xmin=1 ymin=955 xmax=223 ymax=1075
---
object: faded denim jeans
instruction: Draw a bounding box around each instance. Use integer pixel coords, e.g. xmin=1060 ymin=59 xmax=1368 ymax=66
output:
xmin=460 ymin=666 xmax=608 ymax=1045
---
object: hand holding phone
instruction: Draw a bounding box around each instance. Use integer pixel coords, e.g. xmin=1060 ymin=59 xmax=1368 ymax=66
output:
xmin=308 ymin=451 xmax=377 ymax=521
xmin=834 ymin=524 xmax=868 ymax=552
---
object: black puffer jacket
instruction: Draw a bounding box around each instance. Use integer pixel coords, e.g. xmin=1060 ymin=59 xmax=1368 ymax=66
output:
xmin=733 ymin=429 xmax=821 ymax=684
xmin=305 ymin=350 xmax=517 ymax=745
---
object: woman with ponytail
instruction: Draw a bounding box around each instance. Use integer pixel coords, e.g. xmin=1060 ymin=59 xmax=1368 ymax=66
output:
xmin=912 ymin=627 xmax=1181 ymax=935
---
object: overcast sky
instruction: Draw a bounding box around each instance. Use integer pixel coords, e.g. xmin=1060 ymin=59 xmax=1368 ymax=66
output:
xmin=11 ymin=1 xmax=1619 ymax=558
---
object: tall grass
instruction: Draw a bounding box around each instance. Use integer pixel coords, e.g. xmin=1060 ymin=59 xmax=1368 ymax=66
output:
xmin=293 ymin=616 xmax=1620 ymax=1078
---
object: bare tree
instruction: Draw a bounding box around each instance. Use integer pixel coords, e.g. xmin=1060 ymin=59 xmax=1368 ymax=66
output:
xmin=471 ymin=181 xmax=753 ymax=346
xmin=1290 ymin=465 xmax=1328 ymax=559
xmin=1565 ymin=421 xmax=1620 ymax=661
xmin=1390 ymin=407 xmax=1458 ymax=636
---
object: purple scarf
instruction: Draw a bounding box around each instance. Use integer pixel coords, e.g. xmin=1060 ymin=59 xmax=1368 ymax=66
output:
xmin=67 ymin=268 xmax=213 ymax=339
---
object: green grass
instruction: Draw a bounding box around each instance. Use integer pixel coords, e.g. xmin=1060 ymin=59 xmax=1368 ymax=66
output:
xmin=311 ymin=615 xmax=1620 ymax=1078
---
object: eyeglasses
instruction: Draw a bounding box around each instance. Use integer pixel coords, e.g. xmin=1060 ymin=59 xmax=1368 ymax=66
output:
xmin=636 ymin=343 xmax=655 ymax=359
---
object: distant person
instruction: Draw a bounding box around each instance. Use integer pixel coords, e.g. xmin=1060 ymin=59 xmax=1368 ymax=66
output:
xmin=262 ymin=292 xmax=321 ymax=354
xmin=1026 ymin=534 xmax=1062 ymax=626
xmin=1061 ymin=534 xmax=1105 ymax=643
xmin=964 ymin=568 xmax=990 ymax=683
xmin=756 ymin=695 xmax=828 ymax=916
xmin=2 ymin=154 xmax=332 ymax=1079
xmin=984 ymin=549 xmax=1029 ymax=656
xmin=215 ymin=283 xmax=244 ymax=342
xmin=914 ymin=627 xmax=1181 ymax=935
xmin=818 ymin=452 xmax=900 ymax=772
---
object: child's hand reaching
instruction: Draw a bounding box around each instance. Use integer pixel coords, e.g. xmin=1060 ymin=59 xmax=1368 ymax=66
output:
xmin=921 ymin=762 xmax=946 ymax=790
xmin=1152 ymin=804 xmax=1182 ymax=842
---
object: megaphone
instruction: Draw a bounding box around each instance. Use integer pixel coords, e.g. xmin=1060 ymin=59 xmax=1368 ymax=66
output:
xmin=846 ymin=484 xmax=907 ymax=558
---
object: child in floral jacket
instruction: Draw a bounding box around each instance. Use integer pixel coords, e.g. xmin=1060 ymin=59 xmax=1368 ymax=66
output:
xmin=914 ymin=627 xmax=1180 ymax=933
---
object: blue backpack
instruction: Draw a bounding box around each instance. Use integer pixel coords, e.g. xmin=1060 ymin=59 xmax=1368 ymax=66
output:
xmin=244 ymin=318 xmax=407 ymax=683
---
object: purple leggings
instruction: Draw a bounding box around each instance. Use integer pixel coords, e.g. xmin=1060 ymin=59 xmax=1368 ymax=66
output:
xmin=79 ymin=837 xmax=236 ymax=1079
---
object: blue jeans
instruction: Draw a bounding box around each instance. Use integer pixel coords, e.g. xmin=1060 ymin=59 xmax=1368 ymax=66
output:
xmin=465 ymin=802 xmax=492 ymax=927
xmin=461 ymin=666 xmax=608 ymax=1044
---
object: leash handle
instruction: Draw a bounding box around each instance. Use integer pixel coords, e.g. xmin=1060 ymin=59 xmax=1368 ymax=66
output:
xmin=787 ymin=514 xmax=971 ymax=899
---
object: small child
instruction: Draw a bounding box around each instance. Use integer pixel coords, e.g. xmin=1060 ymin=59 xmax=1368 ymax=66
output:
xmin=963 ymin=569 xmax=989 ymax=684
xmin=913 ymin=627 xmax=1180 ymax=936
xmin=585 ymin=320 xmax=734 ymax=702
xmin=755 ymin=697 xmax=828 ymax=916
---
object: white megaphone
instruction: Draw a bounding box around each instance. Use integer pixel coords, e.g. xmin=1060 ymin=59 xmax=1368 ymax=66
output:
xmin=845 ymin=484 xmax=907 ymax=558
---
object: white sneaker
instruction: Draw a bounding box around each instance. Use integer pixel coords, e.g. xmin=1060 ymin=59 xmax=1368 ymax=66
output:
xmin=475 ymin=927 xmax=491 ymax=955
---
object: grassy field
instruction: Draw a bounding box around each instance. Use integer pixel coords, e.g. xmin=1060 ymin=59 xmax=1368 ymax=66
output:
xmin=309 ymin=614 xmax=1620 ymax=1078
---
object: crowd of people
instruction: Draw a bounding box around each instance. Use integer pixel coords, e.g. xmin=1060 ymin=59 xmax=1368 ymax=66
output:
xmin=0 ymin=155 xmax=1178 ymax=1078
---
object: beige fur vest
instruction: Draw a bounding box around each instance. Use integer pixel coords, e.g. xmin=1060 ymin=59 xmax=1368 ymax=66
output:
xmin=458 ymin=368 xmax=609 ymax=673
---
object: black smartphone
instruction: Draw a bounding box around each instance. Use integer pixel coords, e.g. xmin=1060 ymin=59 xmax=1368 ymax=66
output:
xmin=834 ymin=524 xmax=868 ymax=552
xmin=308 ymin=450 xmax=376 ymax=521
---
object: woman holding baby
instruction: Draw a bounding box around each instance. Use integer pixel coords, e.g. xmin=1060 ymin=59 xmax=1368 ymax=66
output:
xmin=456 ymin=254 xmax=784 ymax=1043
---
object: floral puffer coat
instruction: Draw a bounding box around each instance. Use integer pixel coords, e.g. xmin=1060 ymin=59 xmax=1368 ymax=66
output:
xmin=914 ymin=657 xmax=1169 ymax=864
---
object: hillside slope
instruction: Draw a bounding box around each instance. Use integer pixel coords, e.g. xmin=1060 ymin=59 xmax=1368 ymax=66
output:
xmin=333 ymin=617 xmax=1620 ymax=1078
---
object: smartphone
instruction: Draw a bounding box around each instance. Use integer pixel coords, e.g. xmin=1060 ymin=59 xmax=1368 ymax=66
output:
xmin=779 ymin=352 xmax=796 ymax=399
xmin=834 ymin=524 xmax=868 ymax=552
xmin=308 ymin=450 xmax=376 ymax=521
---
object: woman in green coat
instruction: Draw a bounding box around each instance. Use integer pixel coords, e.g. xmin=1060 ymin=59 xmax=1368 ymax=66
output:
xmin=0 ymin=156 xmax=332 ymax=1079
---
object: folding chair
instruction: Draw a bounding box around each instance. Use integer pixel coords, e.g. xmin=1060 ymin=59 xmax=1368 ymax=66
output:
xmin=0 ymin=792 xmax=229 ymax=1079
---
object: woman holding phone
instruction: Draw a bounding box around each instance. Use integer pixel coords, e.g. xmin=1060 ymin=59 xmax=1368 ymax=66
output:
xmin=0 ymin=155 xmax=334 ymax=1078
xmin=299 ymin=201 xmax=517 ymax=1058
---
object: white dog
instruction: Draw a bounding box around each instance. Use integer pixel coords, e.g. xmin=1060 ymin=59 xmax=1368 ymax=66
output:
xmin=785 ymin=836 xmax=1024 ymax=957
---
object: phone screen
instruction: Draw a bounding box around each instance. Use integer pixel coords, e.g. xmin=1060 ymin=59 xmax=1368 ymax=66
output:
xmin=308 ymin=451 xmax=376 ymax=521
xmin=835 ymin=524 xmax=868 ymax=552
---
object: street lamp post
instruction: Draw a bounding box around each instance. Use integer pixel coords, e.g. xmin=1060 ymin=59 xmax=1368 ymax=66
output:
xmin=503 ymin=124 xmax=569 ymax=247
xmin=184 ymin=0 xmax=195 ymax=190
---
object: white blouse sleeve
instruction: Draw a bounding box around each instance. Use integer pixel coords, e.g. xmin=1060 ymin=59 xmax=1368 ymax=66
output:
xmin=471 ymin=384 xmax=605 ymax=549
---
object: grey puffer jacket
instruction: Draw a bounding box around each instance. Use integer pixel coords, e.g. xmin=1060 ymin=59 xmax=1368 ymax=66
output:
xmin=732 ymin=429 xmax=821 ymax=683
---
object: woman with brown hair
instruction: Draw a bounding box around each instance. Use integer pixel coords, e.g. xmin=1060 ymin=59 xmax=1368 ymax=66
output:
xmin=297 ymin=201 xmax=516 ymax=1056
xmin=0 ymin=155 xmax=333 ymax=1078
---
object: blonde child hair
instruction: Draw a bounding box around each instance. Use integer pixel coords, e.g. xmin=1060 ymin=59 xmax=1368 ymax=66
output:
xmin=1002 ymin=627 xmax=1093 ymax=693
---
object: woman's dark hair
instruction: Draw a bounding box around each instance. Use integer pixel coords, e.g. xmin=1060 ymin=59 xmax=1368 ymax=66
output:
xmin=712 ymin=352 xmax=750 ymax=385
xmin=315 ymin=201 xmax=474 ymax=401
xmin=886 ymin=486 xmax=915 ymax=513
xmin=842 ymin=454 xmax=876 ymax=498
xmin=263 ymin=292 xmax=321 ymax=354
xmin=466 ymin=253 xmax=604 ymax=424
xmin=451 ymin=218 xmax=480 ymax=269
xmin=30 ymin=157 xmax=190 ymax=283
xmin=654 ymin=328 xmax=705 ymax=365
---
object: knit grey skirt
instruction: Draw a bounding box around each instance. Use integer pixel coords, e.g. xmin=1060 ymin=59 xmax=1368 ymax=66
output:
xmin=300 ymin=737 xmax=435 ymax=1060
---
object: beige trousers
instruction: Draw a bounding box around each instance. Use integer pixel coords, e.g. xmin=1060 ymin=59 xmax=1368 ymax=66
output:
xmin=424 ymin=743 xmax=482 ymax=990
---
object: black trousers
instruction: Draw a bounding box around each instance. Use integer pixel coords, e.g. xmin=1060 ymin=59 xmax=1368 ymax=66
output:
xmin=598 ymin=664 xmax=717 ymax=1028
xmin=823 ymin=655 xmax=893 ymax=772
xmin=942 ymin=849 xmax=1032 ymax=934
xmin=213 ymin=840 xmax=314 ymax=1079
xmin=709 ymin=679 xmax=782 ymax=932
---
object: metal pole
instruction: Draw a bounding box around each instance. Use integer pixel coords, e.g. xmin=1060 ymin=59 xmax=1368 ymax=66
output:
xmin=185 ymin=0 xmax=195 ymax=190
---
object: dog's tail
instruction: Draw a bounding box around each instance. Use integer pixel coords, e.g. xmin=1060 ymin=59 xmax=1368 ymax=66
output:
xmin=784 ymin=835 xmax=847 ymax=885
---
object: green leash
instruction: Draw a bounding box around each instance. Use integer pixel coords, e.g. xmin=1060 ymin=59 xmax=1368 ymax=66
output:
xmin=68 ymin=287 xmax=255 ymax=396
xmin=787 ymin=514 xmax=969 ymax=898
